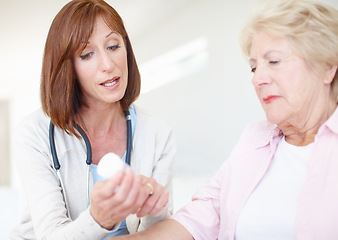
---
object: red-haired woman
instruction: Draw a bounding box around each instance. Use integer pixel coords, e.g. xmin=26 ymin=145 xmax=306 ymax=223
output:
xmin=11 ymin=0 xmax=175 ymax=239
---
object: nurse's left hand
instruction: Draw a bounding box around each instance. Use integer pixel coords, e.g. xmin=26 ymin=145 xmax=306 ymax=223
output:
xmin=134 ymin=175 xmax=169 ymax=218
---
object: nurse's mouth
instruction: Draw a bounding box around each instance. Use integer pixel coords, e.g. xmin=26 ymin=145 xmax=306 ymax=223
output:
xmin=100 ymin=77 xmax=119 ymax=87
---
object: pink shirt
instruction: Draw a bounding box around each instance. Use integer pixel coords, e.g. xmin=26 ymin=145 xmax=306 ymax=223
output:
xmin=171 ymin=106 xmax=338 ymax=240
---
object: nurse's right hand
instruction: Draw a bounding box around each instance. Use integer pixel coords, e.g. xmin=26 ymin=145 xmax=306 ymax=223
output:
xmin=89 ymin=168 xmax=152 ymax=230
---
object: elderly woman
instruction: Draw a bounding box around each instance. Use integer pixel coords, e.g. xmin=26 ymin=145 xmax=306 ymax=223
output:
xmin=112 ymin=0 xmax=338 ymax=239
xmin=11 ymin=0 xmax=175 ymax=239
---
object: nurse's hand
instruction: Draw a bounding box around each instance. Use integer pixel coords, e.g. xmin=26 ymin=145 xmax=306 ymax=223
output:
xmin=134 ymin=175 xmax=169 ymax=218
xmin=89 ymin=168 xmax=168 ymax=230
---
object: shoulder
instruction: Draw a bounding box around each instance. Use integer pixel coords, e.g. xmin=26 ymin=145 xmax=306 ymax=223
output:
xmin=242 ymin=120 xmax=277 ymax=137
xmin=14 ymin=108 xmax=49 ymax=136
xmin=221 ymin=120 xmax=280 ymax=172
xmin=13 ymin=108 xmax=50 ymax=146
xmin=12 ymin=108 xmax=52 ymax=168
xmin=134 ymin=105 xmax=173 ymax=136
xmin=236 ymin=120 xmax=279 ymax=149
xmin=132 ymin=105 xmax=176 ymax=160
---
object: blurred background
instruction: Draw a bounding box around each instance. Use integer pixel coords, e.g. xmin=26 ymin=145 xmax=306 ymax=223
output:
xmin=1 ymin=0 xmax=337 ymax=238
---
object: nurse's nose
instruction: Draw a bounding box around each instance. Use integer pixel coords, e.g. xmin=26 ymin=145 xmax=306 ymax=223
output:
xmin=100 ymin=52 xmax=114 ymax=73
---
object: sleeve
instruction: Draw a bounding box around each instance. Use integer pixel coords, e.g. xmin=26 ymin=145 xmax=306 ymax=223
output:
xmin=126 ymin=112 xmax=176 ymax=233
xmin=170 ymin=159 xmax=231 ymax=240
xmin=12 ymin=113 xmax=117 ymax=240
xmin=168 ymin=121 xmax=273 ymax=239
xmin=139 ymin=127 xmax=175 ymax=231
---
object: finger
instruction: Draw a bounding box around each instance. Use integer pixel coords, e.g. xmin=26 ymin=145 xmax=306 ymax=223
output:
xmin=148 ymin=189 xmax=169 ymax=216
xmin=125 ymin=175 xmax=157 ymax=214
xmin=145 ymin=182 xmax=154 ymax=195
xmin=124 ymin=178 xmax=152 ymax=215
xmin=122 ymin=174 xmax=144 ymax=213
xmin=136 ymin=182 xmax=165 ymax=217
xmin=104 ymin=169 xmax=125 ymax=191
xmin=110 ymin=168 xmax=135 ymax=205
xmin=139 ymin=177 xmax=156 ymax=195
xmin=92 ymin=170 xmax=125 ymax=200
xmin=89 ymin=171 xmax=125 ymax=228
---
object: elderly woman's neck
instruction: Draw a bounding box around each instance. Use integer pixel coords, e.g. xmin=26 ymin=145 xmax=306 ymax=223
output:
xmin=281 ymin=102 xmax=337 ymax=146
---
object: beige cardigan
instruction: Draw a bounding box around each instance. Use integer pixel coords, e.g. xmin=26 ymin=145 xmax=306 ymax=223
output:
xmin=11 ymin=106 xmax=175 ymax=240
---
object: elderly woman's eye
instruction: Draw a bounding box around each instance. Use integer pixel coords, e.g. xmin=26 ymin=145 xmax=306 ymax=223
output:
xmin=269 ymin=60 xmax=280 ymax=64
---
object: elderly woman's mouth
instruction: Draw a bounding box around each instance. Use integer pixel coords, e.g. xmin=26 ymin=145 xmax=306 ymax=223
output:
xmin=263 ymin=95 xmax=280 ymax=104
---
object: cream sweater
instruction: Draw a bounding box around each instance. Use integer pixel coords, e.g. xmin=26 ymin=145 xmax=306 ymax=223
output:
xmin=11 ymin=106 xmax=175 ymax=240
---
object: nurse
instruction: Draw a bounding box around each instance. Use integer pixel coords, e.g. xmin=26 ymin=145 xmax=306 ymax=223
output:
xmin=11 ymin=0 xmax=175 ymax=239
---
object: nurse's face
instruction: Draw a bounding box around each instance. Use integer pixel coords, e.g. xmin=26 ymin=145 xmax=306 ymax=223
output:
xmin=249 ymin=31 xmax=328 ymax=127
xmin=73 ymin=17 xmax=128 ymax=108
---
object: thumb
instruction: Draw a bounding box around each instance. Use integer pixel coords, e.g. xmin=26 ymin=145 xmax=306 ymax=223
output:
xmin=98 ymin=170 xmax=125 ymax=198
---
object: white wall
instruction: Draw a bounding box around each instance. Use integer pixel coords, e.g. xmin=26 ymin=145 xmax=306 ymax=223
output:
xmin=131 ymin=0 xmax=265 ymax=208
xmin=1 ymin=0 xmax=337 ymax=238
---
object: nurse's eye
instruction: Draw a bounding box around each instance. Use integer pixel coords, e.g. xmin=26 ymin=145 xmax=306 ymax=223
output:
xmin=80 ymin=52 xmax=93 ymax=60
xmin=251 ymin=66 xmax=256 ymax=73
xmin=107 ymin=44 xmax=121 ymax=51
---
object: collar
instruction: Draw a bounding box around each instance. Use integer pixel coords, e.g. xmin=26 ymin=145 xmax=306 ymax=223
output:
xmin=255 ymin=105 xmax=338 ymax=149
xmin=317 ymin=105 xmax=338 ymax=135
xmin=251 ymin=121 xmax=283 ymax=149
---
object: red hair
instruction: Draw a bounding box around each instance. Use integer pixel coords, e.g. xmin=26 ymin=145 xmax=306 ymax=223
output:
xmin=41 ymin=0 xmax=140 ymax=136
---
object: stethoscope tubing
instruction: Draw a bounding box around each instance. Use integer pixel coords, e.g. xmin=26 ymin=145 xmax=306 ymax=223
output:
xmin=49 ymin=110 xmax=132 ymax=208
xmin=125 ymin=111 xmax=132 ymax=165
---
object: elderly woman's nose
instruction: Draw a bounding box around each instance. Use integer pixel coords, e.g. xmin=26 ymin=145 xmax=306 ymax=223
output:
xmin=252 ymin=66 xmax=271 ymax=87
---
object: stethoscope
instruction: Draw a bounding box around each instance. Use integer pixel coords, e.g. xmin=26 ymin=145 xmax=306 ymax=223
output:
xmin=49 ymin=110 xmax=132 ymax=208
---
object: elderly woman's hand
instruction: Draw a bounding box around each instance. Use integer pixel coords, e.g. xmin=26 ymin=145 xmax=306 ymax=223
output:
xmin=89 ymin=168 xmax=169 ymax=230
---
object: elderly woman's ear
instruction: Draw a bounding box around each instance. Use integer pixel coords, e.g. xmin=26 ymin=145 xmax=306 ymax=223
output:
xmin=324 ymin=64 xmax=338 ymax=85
